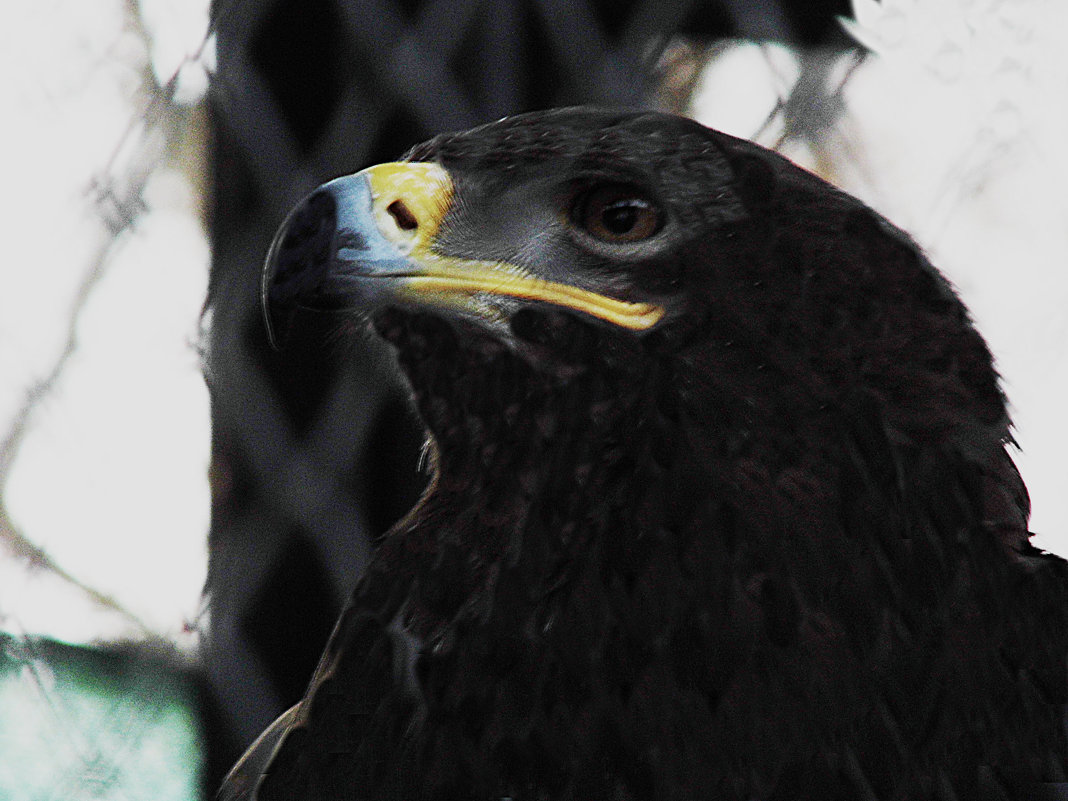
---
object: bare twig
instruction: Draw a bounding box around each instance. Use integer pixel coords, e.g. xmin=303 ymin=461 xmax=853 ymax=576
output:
xmin=0 ymin=0 xmax=233 ymax=635
xmin=0 ymin=505 xmax=152 ymax=632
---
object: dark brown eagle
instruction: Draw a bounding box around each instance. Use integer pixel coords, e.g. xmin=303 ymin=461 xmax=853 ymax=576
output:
xmin=220 ymin=108 xmax=1068 ymax=800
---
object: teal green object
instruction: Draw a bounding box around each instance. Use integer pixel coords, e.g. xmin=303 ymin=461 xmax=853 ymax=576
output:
xmin=0 ymin=634 xmax=203 ymax=801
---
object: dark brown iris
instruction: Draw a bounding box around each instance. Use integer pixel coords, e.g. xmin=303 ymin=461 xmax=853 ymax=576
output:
xmin=574 ymin=184 xmax=661 ymax=243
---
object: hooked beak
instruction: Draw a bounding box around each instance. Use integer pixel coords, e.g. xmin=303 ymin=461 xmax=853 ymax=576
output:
xmin=262 ymin=162 xmax=665 ymax=347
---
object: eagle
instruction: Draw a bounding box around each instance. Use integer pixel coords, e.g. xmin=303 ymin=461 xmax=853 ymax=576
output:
xmin=220 ymin=108 xmax=1068 ymax=800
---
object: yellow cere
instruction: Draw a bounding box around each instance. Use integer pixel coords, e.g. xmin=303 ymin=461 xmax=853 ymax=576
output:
xmin=363 ymin=161 xmax=666 ymax=331
xmin=364 ymin=162 xmax=454 ymax=252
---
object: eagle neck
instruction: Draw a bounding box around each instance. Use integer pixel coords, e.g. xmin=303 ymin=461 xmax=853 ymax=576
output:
xmin=399 ymin=342 xmax=680 ymax=640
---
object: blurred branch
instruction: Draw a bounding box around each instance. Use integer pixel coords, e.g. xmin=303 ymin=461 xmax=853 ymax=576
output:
xmin=0 ymin=506 xmax=153 ymax=634
xmin=0 ymin=0 xmax=227 ymax=637
xmin=652 ymin=37 xmax=714 ymax=115
xmin=0 ymin=229 xmax=149 ymax=631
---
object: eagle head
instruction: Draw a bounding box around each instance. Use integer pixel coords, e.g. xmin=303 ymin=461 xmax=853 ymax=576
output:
xmin=246 ymin=108 xmax=1067 ymax=801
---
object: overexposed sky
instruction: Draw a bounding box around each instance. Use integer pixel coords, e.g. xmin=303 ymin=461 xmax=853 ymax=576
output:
xmin=0 ymin=0 xmax=213 ymax=643
xmin=0 ymin=0 xmax=1065 ymax=647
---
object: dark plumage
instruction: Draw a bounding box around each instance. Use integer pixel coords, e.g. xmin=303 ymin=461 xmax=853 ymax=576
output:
xmin=224 ymin=108 xmax=1068 ymax=800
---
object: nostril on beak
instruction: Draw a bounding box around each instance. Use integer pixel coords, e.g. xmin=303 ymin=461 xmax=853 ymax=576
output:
xmin=387 ymin=199 xmax=419 ymax=231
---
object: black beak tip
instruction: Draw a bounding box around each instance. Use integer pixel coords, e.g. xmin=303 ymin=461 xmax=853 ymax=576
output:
xmin=261 ymin=190 xmax=339 ymax=349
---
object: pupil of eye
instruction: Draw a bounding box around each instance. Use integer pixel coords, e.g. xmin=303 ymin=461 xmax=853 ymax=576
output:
xmin=602 ymin=201 xmax=640 ymax=234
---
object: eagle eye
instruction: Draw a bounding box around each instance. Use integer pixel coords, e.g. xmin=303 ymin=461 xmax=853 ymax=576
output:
xmin=573 ymin=184 xmax=661 ymax=243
